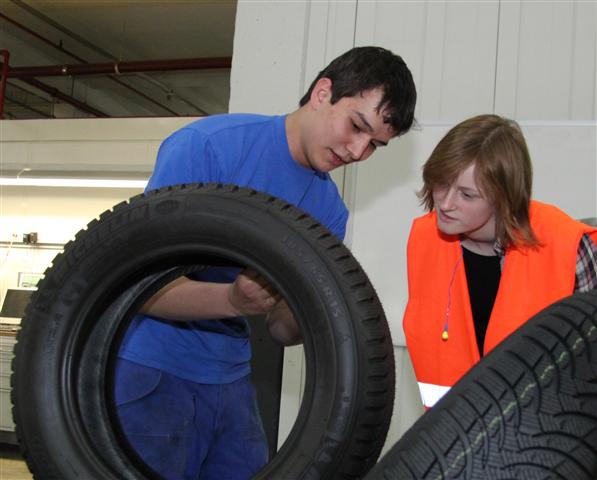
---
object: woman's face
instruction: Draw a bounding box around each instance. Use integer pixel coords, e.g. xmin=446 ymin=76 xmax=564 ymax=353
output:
xmin=432 ymin=163 xmax=497 ymax=241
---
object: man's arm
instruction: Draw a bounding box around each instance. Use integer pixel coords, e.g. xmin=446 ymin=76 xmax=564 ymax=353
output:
xmin=141 ymin=267 xmax=303 ymax=345
xmin=141 ymin=268 xmax=280 ymax=321
xmin=266 ymin=300 xmax=302 ymax=346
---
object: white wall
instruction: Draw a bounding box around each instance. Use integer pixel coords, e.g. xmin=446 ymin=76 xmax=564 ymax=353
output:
xmin=0 ymin=117 xmax=198 ymax=303
xmin=229 ymin=1 xmax=358 ymax=115
xmin=0 ymin=117 xmax=199 ymax=273
xmin=230 ymin=0 xmax=597 ymax=452
xmin=1 ymin=117 xmax=197 ymax=178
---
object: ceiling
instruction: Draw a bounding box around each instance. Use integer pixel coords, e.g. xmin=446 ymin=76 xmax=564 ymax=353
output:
xmin=0 ymin=0 xmax=237 ymax=119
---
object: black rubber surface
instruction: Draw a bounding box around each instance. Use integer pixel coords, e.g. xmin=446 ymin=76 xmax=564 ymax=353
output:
xmin=11 ymin=183 xmax=395 ymax=480
xmin=365 ymin=290 xmax=597 ymax=480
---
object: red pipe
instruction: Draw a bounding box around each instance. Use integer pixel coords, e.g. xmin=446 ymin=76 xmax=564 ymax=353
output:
xmin=9 ymin=57 xmax=232 ymax=79
xmin=0 ymin=13 xmax=189 ymax=115
xmin=0 ymin=50 xmax=9 ymax=119
xmin=21 ymin=77 xmax=108 ymax=117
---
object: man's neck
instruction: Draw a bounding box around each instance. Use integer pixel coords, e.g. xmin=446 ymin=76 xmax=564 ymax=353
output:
xmin=285 ymin=108 xmax=308 ymax=169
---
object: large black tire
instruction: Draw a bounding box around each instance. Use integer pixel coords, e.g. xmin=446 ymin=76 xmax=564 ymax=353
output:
xmin=11 ymin=183 xmax=395 ymax=480
xmin=365 ymin=290 xmax=597 ymax=479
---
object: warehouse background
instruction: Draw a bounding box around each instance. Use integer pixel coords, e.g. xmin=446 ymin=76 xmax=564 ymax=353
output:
xmin=1 ymin=0 xmax=595 ymax=464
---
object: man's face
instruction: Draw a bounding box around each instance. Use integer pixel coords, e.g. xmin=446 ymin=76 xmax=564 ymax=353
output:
xmin=299 ymin=81 xmax=396 ymax=173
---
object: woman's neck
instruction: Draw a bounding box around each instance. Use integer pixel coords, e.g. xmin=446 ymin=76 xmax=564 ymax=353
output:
xmin=460 ymin=236 xmax=498 ymax=256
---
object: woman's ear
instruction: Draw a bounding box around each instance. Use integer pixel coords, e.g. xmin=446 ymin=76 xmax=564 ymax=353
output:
xmin=309 ymin=77 xmax=332 ymax=109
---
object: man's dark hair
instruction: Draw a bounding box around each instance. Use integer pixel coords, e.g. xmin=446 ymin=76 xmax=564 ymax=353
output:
xmin=299 ymin=46 xmax=417 ymax=136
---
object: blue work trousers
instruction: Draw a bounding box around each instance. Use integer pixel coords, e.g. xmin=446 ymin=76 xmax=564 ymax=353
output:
xmin=114 ymin=358 xmax=269 ymax=480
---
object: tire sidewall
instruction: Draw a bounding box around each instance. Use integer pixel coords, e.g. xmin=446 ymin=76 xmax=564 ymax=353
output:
xmin=13 ymin=186 xmax=386 ymax=479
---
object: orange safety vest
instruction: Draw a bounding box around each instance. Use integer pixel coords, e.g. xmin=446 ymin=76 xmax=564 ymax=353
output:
xmin=403 ymin=201 xmax=597 ymax=409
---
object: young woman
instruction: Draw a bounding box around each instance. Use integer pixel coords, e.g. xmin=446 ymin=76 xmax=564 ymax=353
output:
xmin=403 ymin=114 xmax=597 ymax=410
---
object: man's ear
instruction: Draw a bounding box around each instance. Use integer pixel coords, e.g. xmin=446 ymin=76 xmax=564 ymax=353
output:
xmin=309 ymin=77 xmax=332 ymax=109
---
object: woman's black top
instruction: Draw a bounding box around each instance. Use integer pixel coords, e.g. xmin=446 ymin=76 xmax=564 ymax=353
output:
xmin=462 ymin=246 xmax=501 ymax=357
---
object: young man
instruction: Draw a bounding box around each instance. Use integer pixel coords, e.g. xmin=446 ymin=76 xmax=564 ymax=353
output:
xmin=115 ymin=46 xmax=417 ymax=480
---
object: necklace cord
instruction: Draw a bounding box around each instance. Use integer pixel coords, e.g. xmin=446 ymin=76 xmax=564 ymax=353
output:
xmin=442 ymin=253 xmax=464 ymax=341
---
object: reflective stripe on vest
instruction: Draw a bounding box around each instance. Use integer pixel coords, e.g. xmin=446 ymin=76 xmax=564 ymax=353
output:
xmin=417 ymin=381 xmax=451 ymax=409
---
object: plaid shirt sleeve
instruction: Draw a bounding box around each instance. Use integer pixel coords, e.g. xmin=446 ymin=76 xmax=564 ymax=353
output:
xmin=574 ymin=233 xmax=597 ymax=292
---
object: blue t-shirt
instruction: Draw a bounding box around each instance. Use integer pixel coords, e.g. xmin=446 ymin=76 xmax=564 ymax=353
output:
xmin=119 ymin=114 xmax=348 ymax=383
